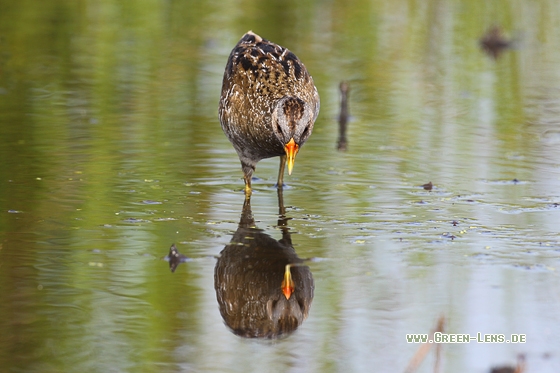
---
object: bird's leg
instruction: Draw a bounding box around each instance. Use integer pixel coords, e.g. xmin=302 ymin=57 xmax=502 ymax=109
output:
xmin=277 ymin=186 xmax=286 ymax=218
xmin=244 ymin=176 xmax=252 ymax=198
xmin=242 ymin=162 xmax=254 ymax=198
xmin=277 ymin=186 xmax=292 ymax=246
xmin=277 ymin=155 xmax=286 ymax=189
xmin=276 ymin=186 xmax=289 ymax=229
xmin=239 ymin=196 xmax=255 ymax=227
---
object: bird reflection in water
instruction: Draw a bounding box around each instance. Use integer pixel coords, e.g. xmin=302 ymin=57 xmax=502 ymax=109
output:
xmin=214 ymin=190 xmax=314 ymax=338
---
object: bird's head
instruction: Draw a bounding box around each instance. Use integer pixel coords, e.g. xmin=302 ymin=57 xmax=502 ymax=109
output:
xmin=272 ymin=96 xmax=316 ymax=175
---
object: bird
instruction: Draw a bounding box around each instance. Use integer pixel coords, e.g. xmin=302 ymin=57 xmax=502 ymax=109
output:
xmin=219 ymin=31 xmax=320 ymax=196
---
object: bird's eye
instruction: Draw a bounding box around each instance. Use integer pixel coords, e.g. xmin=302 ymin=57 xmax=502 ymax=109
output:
xmin=301 ymin=124 xmax=310 ymax=138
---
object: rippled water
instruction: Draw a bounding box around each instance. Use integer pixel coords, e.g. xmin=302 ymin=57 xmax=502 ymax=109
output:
xmin=1 ymin=1 xmax=560 ymax=372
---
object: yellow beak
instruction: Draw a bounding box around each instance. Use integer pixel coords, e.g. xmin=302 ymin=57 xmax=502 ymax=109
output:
xmin=281 ymin=264 xmax=295 ymax=300
xmin=284 ymin=138 xmax=299 ymax=175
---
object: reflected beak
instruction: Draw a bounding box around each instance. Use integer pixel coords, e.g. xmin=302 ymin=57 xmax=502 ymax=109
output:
xmin=284 ymin=138 xmax=299 ymax=175
xmin=281 ymin=264 xmax=295 ymax=300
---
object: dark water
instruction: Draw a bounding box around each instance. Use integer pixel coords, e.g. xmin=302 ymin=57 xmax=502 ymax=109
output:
xmin=1 ymin=1 xmax=560 ymax=372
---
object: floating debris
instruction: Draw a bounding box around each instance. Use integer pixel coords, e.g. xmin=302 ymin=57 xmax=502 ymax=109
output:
xmin=442 ymin=232 xmax=456 ymax=240
xmin=142 ymin=200 xmax=162 ymax=205
xmin=480 ymin=26 xmax=511 ymax=59
xmin=122 ymin=218 xmax=149 ymax=223
xmin=164 ymin=243 xmax=191 ymax=273
xmin=490 ymin=354 xmax=526 ymax=373
xmin=404 ymin=315 xmax=445 ymax=373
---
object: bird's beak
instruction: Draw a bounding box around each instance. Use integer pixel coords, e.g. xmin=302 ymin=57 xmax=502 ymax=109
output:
xmin=281 ymin=264 xmax=295 ymax=300
xmin=284 ymin=138 xmax=299 ymax=175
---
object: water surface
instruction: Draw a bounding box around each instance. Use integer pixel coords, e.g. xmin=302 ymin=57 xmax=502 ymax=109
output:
xmin=1 ymin=1 xmax=560 ymax=372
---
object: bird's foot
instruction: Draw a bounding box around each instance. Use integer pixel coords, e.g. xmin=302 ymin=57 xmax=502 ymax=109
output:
xmin=244 ymin=184 xmax=252 ymax=198
xmin=274 ymin=182 xmax=293 ymax=190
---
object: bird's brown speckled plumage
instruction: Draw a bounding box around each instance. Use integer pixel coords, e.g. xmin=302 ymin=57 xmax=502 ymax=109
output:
xmin=219 ymin=31 xmax=320 ymax=195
